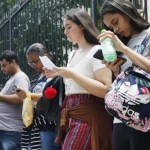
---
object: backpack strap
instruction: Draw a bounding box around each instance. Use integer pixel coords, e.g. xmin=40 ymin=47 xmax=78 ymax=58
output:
xmin=30 ymin=76 xmax=47 ymax=92
xmin=59 ymin=77 xmax=63 ymax=107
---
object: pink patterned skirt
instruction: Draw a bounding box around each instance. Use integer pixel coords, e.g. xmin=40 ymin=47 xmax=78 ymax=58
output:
xmin=62 ymin=94 xmax=100 ymax=150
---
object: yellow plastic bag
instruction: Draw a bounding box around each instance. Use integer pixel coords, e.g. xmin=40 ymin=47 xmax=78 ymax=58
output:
xmin=22 ymin=92 xmax=33 ymax=127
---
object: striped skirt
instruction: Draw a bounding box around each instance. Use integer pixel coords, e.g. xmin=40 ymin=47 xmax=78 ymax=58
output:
xmin=62 ymin=94 xmax=99 ymax=150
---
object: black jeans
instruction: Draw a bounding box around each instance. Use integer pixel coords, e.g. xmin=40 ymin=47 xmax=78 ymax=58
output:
xmin=113 ymin=123 xmax=150 ymax=150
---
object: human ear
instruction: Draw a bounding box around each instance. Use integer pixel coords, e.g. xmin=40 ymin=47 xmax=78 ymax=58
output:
xmin=11 ymin=59 xmax=16 ymax=65
xmin=80 ymin=25 xmax=84 ymax=30
xmin=12 ymin=59 xmax=16 ymax=64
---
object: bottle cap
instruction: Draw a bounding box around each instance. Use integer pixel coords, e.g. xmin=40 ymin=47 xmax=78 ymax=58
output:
xmin=101 ymin=29 xmax=106 ymax=33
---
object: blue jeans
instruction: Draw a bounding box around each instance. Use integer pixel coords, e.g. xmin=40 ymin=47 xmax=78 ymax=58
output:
xmin=0 ymin=130 xmax=21 ymax=150
xmin=40 ymin=131 xmax=61 ymax=150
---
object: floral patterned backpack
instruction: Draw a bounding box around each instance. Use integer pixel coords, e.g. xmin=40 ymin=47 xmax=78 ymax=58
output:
xmin=105 ymin=34 xmax=150 ymax=132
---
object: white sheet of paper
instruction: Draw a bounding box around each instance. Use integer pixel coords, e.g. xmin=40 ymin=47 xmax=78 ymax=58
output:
xmin=39 ymin=56 xmax=56 ymax=69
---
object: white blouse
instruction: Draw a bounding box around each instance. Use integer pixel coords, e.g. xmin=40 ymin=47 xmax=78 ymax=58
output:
xmin=65 ymin=45 xmax=106 ymax=95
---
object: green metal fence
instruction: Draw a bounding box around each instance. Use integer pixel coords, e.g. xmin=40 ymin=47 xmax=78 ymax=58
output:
xmin=0 ymin=0 xmax=148 ymax=87
xmin=0 ymin=0 xmax=102 ymax=86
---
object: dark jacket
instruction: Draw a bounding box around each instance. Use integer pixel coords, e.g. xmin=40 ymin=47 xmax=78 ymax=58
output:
xmin=37 ymin=76 xmax=65 ymax=124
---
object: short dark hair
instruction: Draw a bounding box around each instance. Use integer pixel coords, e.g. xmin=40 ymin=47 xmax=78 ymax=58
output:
xmin=0 ymin=50 xmax=18 ymax=64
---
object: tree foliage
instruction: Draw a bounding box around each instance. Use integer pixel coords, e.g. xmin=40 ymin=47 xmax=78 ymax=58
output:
xmin=0 ymin=0 xmax=18 ymax=18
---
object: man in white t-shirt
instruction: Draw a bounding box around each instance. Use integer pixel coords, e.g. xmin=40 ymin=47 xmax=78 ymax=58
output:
xmin=0 ymin=50 xmax=30 ymax=150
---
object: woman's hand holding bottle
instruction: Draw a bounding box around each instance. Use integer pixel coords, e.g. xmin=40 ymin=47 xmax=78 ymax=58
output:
xmin=97 ymin=30 xmax=128 ymax=54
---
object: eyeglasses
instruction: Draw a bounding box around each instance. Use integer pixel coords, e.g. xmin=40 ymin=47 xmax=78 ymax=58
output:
xmin=27 ymin=59 xmax=39 ymax=67
xmin=27 ymin=61 xmax=36 ymax=67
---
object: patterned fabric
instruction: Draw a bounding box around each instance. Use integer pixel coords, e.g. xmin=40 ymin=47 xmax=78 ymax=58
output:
xmin=21 ymin=76 xmax=46 ymax=150
xmin=62 ymin=94 xmax=96 ymax=150
xmin=62 ymin=118 xmax=91 ymax=150
xmin=105 ymin=66 xmax=150 ymax=132
xmin=134 ymin=33 xmax=150 ymax=56
xmin=105 ymin=34 xmax=150 ymax=132
xmin=55 ymin=94 xmax=113 ymax=150
xmin=21 ymin=109 xmax=43 ymax=150
xmin=21 ymin=108 xmax=57 ymax=149
xmin=21 ymin=127 xmax=41 ymax=150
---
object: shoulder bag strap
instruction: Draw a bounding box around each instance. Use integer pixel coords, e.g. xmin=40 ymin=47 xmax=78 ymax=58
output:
xmin=59 ymin=77 xmax=63 ymax=107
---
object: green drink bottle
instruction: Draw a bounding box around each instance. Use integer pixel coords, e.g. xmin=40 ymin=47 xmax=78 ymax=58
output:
xmin=101 ymin=29 xmax=117 ymax=62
